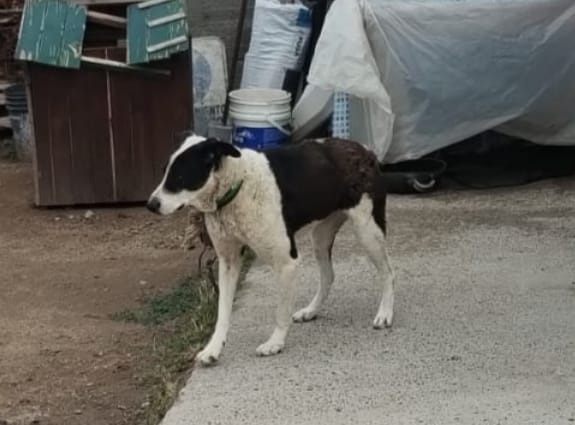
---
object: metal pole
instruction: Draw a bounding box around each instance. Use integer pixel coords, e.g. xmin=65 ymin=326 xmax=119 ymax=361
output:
xmin=185 ymin=0 xmax=195 ymax=131
xmin=222 ymin=0 xmax=249 ymax=125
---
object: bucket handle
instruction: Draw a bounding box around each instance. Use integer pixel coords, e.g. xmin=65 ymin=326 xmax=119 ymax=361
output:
xmin=267 ymin=115 xmax=291 ymax=136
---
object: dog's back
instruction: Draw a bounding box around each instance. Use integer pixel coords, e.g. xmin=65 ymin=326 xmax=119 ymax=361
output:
xmin=264 ymin=138 xmax=387 ymax=239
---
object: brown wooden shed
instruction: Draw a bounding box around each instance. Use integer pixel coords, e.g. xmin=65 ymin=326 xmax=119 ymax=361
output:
xmin=20 ymin=0 xmax=193 ymax=206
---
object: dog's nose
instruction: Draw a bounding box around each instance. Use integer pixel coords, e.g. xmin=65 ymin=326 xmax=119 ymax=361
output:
xmin=147 ymin=197 xmax=161 ymax=213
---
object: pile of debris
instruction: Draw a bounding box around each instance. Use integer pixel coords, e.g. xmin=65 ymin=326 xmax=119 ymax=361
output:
xmin=0 ymin=81 xmax=9 ymax=132
xmin=0 ymin=0 xmax=23 ymax=134
xmin=0 ymin=0 xmax=23 ymax=80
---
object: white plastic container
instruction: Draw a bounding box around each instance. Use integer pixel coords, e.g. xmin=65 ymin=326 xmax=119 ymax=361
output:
xmin=229 ymin=88 xmax=292 ymax=150
xmin=240 ymin=0 xmax=311 ymax=90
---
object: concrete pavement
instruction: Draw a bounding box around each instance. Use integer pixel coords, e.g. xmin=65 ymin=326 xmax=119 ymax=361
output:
xmin=162 ymin=179 xmax=575 ymax=425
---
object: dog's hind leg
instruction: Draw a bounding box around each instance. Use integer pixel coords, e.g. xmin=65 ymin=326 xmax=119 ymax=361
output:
xmin=256 ymin=257 xmax=298 ymax=356
xmin=347 ymin=195 xmax=395 ymax=329
xmin=293 ymin=212 xmax=347 ymax=323
xmin=196 ymin=241 xmax=242 ymax=366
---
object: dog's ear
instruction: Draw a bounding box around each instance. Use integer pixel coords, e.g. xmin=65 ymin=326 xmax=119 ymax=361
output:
xmin=203 ymin=138 xmax=241 ymax=170
xmin=210 ymin=138 xmax=241 ymax=158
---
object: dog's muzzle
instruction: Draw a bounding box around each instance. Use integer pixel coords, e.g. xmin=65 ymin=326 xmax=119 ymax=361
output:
xmin=147 ymin=197 xmax=161 ymax=214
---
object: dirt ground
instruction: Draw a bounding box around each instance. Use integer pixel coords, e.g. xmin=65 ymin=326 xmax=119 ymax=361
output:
xmin=0 ymin=160 xmax=197 ymax=425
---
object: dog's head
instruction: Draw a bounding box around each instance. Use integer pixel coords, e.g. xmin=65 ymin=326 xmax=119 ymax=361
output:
xmin=147 ymin=135 xmax=241 ymax=215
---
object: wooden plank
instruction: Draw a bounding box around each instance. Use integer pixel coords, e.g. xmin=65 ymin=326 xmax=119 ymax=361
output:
xmin=26 ymin=65 xmax=53 ymax=206
xmin=147 ymin=11 xmax=185 ymax=27
xmin=22 ymin=68 xmax=42 ymax=206
xmin=137 ymin=0 xmax=171 ymax=9
xmin=108 ymin=49 xmax=192 ymax=202
xmin=29 ymin=47 xmax=191 ymax=205
xmin=147 ymin=35 xmax=186 ymax=53
xmin=0 ymin=9 xmax=23 ymax=14
xmin=146 ymin=0 xmax=187 ymax=62
xmin=72 ymin=49 xmax=116 ymax=205
xmin=27 ymin=62 xmax=70 ymax=205
xmin=81 ymin=55 xmax=171 ymax=76
xmin=15 ymin=0 xmax=48 ymax=62
xmin=127 ymin=0 xmax=188 ymax=64
xmin=27 ymin=54 xmax=114 ymax=206
xmin=126 ymin=1 xmax=146 ymax=64
xmin=86 ymin=11 xmax=126 ymax=29
xmin=15 ymin=0 xmax=86 ymax=68
xmin=69 ymin=0 xmax=141 ymax=5
xmin=58 ymin=2 xmax=86 ymax=68
xmin=34 ymin=1 xmax=68 ymax=65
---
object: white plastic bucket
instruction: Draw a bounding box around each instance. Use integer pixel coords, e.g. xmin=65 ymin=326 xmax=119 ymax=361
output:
xmin=229 ymin=88 xmax=292 ymax=150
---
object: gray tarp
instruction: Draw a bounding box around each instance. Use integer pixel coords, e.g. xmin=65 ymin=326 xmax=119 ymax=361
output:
xmin=300 ymin=0 xmax=575 ymax=162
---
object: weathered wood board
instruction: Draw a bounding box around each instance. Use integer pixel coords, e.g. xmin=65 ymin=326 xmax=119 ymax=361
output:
xmin=15 ymin=0 xmax=86 ymax=68
xmin=127 ymin=0 xmax=188 ymax=64
xmin=27 ymin=48 xmax=193 ymax=206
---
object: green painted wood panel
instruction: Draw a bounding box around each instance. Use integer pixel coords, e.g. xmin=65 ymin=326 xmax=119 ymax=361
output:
xmin=58 ymin=4 xmax=86 ymax=67
xmin=35 ymin=0 xmax=68 ymax=64
xmin=127 ymin=0 xmax=188 ymax=65
xmin=15 ymin=0 xmax=86 ymax=68
xmin=15 ymin=0 xmax=48 ymax=62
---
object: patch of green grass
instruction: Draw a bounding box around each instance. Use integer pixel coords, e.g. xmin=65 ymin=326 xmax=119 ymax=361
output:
xmin=112 ymin=277 xmax=210 ymax=326
xmin=113 ymin=248 xmax=256 ymax=425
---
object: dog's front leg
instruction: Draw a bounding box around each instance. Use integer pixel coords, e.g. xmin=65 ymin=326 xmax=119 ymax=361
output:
xmin=196 ymin=245 xmax=241 ymax=366
xmin=256 ymin=259 xmax=298 ymax=357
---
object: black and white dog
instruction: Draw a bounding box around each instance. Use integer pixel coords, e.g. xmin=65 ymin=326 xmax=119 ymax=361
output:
xmin=147 ymin=135 xmax=395 ymax=365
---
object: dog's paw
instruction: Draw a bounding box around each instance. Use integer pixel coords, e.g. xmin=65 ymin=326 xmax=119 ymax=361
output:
xmin=195 ymin=346 xmax=221 ymax=366
xmin=292 ymin=308 xmax=318 ymax=323
xmin=256 ymin=341 xmax=284 ymax=357
xmin=373 ymin=310 xmax=393 ymax=329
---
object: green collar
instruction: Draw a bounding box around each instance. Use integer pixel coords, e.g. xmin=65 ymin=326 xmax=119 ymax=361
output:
xmin=216 ymin=180 xmax=244 ymax=210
